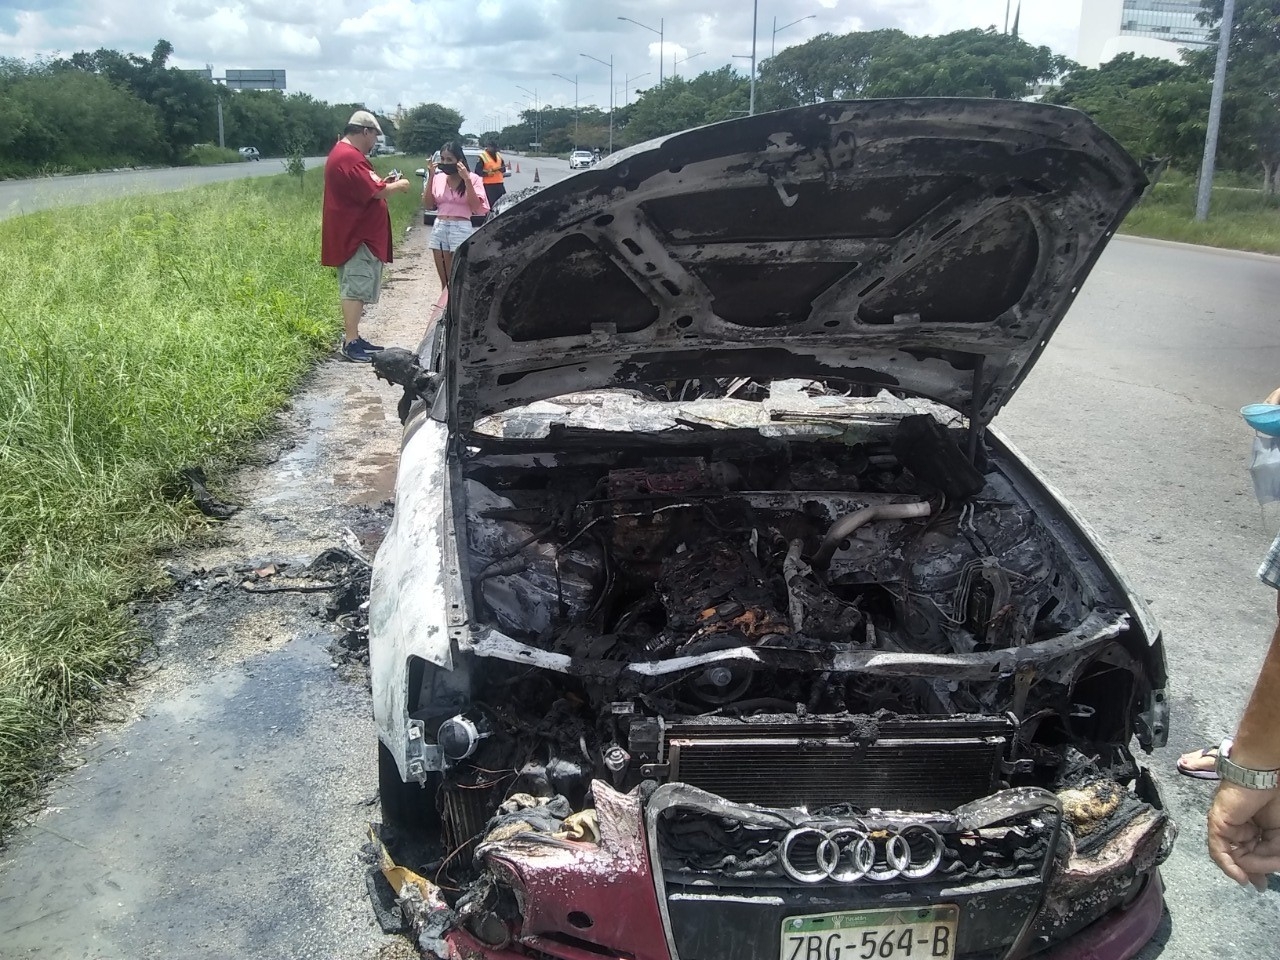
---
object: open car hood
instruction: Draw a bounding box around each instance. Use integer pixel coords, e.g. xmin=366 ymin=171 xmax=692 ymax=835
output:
xmin=447 ymin=99 xmax=1144 ymax=431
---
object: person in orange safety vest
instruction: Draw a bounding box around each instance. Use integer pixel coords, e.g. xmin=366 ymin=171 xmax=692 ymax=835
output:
xmin=475 ymin=139 xmax=507 ymax=209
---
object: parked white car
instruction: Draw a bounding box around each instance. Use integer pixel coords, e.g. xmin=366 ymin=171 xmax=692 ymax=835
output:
xmin=569 ymin=149 xmax=595 ymax=169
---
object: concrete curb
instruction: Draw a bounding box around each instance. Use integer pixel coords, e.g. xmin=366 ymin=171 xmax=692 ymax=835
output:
xmin=1116 ymin=232 xmax=1280 ymax=265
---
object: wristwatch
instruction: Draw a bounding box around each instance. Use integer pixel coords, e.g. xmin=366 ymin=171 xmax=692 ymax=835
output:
xmin=1216 ymin=737 xmax=1280 ymax=790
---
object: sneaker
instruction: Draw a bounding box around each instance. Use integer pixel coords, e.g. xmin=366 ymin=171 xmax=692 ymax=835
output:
xmin=351 ymin=336 xmax=385 ymax=352
xmin=340 ymin=338 xmax=377 ymax=363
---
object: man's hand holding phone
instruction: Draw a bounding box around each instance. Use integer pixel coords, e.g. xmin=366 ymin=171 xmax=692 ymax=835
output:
xmin=381 ymin=169 xmax=411 ymax=193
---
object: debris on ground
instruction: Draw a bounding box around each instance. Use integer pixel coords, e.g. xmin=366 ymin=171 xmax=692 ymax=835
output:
xmin=365 ymin=824 xmax=456 ymax=953
xmin=157 ymin=542 xmax=376 ymax=670
xmin=180 ymin=466 xmax=239 ymax=519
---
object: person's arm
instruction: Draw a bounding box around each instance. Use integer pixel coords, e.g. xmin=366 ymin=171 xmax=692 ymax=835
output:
xmin=1208 ymin=611 xmax=1280 ymax=888
xmin=464 ymin=172 xmax=489 ymax=215
xmin=374 ymin=172 xmax=411 ymax=200
xmin=421 ymin=161 xmax=438 ymax=210
xmin=1234 ymin=621 xmax=1280 ymax=770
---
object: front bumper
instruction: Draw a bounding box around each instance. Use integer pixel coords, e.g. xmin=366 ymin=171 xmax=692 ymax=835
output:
xmin=417 ymin=779 xmax=1170 ymax=960
xmin=1039 ymin=872 xmax=1164 ymax=960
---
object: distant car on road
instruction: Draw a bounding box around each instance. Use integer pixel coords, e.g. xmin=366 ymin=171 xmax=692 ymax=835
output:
xmin=237 ymin=147 xmax=260 ymax=161
xmin=569 ymin=149 xmax=595 ymax=169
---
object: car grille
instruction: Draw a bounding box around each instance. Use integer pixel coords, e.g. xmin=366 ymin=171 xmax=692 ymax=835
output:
xmin=655 ymin=804 xmax=1054 ymax=886
xmin=646 ymin=780 xmax=1061 ymax=960
xmin=661 ymin=715 xmax=1012 ymax=811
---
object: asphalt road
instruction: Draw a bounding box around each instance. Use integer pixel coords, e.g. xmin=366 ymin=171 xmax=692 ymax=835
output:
xmin=0 ymin=152 xmax=573 ymax=222
xmin=999 ymin=236 xmax=1280 ymax=958
xmin=0 ymin=156 xmax=327 ymax=220
xmin=0 ymin=159 xmax=1277 ymax=957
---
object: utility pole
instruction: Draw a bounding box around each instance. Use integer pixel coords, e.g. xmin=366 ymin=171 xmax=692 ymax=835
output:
xmin=215 ymin=80 xmax=226 ymax=148
xmin=1195 ymin=0 xmax=1236 ymax=221
xmin=749 ymin=0 xmax=758 ymax=115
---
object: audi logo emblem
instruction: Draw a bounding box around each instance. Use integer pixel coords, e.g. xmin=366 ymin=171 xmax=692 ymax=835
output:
xmin=779 ymin=824 xmax=945 ymax=883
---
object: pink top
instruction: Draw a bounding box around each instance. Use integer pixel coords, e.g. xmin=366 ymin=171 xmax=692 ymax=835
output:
xmin=429 ymin=171 xmax=490 ymax=219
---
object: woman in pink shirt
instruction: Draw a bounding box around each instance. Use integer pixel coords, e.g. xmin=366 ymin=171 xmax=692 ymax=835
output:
xmin=422 ymin=141 xmax=490 ymax=295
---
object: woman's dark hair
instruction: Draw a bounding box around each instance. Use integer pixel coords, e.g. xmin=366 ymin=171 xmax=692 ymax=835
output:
xmin=440 ymin=141 xmax=467 ymax=195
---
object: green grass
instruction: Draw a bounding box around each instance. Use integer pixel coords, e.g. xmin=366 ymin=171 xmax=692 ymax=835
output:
xmin=0 ymin=161 xmax=417 ymax=832
xmin=1121 ymin=176 xmax=1280 ymax=255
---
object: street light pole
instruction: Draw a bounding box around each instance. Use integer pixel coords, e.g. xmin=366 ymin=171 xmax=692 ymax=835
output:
xmin=772 ymin=14 xmax=816 ymax=58
xmin=674 ymin=52 xmax=706 ymax=77
xmin=750 ymin=0 xmax=758 ymax=116
xmin=617 ymin=16 xmax=663 ymax=86
xmin=620 ymin=72 xmax=650 ymax=107
xmin=553 ymin=72 xmax=579 ymax=146
xmin=516 ymin=84 xmax=540 ymax=152
xmin=581 ymin=53 xmax=614 ymax=154
xmin=1196 ymin=0 xmax=1236 ymax=221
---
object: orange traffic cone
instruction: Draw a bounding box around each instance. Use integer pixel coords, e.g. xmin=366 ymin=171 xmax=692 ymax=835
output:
xmin=515 ymin=161 xmax=521 ymax=173
xmin=533 ymin=168 xmax=540 ymax=183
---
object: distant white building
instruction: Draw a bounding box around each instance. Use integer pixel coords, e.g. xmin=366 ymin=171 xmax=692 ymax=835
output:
xmin=1077 ymin=0 xmax=1214 ymax=68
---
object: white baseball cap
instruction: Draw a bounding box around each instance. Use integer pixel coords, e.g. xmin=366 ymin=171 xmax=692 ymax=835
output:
xmin=347 ymin=110 xmax=382 ymax=133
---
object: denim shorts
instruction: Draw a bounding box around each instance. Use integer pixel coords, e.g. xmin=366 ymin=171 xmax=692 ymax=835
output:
xmin=429 ymin=218 xmax=475 ymax=252
xmin=336 ymin=243 xmax=383 ymax=303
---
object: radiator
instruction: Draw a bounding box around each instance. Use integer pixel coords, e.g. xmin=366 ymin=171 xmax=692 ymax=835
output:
xmin=661 ymin=716 xmax=1012 ymax=810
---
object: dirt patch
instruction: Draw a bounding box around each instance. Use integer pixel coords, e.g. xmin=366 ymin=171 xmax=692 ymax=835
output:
xmin=0 ymin=234 xmax=441 ymax=959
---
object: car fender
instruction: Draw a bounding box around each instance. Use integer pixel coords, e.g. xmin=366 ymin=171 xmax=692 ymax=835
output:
xmin=369 ymin=414 xmax=458 ymax=768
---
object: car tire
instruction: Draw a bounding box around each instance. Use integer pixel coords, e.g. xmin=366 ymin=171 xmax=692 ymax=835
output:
xmin=378 ymin=740 xmax=440 ymax=833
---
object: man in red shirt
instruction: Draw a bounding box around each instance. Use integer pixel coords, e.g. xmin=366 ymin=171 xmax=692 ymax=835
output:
xmin=321 ymin=110 xmax=412 ymax=362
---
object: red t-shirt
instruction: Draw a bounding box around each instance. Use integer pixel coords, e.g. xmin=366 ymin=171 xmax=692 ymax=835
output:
xmin=321 ymin=139 xmax=393 ymax=266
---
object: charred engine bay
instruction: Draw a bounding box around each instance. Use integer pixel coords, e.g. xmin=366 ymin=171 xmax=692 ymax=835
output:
xmin=404 ymin=416 xmax=1167 ymax=916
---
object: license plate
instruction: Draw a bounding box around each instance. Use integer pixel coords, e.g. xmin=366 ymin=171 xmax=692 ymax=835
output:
xmin=780 ymin=905 xmax=958 ymax=960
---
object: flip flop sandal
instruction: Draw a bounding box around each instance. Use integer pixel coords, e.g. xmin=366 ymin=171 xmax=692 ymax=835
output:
xmin=1176 ymin=741 xmax=1228 ymax=781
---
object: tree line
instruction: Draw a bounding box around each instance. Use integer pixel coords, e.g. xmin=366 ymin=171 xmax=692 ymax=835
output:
xmin=492 ymin=1 xmax=1277 ymax=191
xmin=0 ymin=40 xmax=392 ymax=177
xmin=3 ymin=1 xmax=1277 ymax=188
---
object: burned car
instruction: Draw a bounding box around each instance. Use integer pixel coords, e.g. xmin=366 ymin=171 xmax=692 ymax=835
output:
xmin=369 ymin=99 xmax=1174 ymax=960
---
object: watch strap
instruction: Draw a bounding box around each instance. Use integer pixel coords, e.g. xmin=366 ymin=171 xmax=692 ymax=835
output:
xmin=1216 ymin=737 xmax=1280 ymax=790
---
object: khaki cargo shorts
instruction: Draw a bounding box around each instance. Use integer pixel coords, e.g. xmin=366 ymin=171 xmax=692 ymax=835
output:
xmin=337 ymin=243 xmax=384 ymax=303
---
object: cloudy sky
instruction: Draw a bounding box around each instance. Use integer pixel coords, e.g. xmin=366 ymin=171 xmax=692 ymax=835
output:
xmin=0 ymin=0 xmax=1084 ymax=131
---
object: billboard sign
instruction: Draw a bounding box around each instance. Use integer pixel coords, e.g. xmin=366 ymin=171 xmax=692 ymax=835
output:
xmin=225 ymin=69 xmax=286 ymax=90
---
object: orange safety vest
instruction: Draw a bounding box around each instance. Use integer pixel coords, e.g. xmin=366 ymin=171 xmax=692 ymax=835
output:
xmin=479 ymin=150 xmax=505 ymax=185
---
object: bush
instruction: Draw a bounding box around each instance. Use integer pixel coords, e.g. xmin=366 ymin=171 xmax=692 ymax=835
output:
xmin=185 ymin=144 xmax=241 ymax=166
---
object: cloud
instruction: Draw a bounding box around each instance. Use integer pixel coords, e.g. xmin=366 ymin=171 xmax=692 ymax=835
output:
xmin=0 ymin=0 xmax=1085 ymax=130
